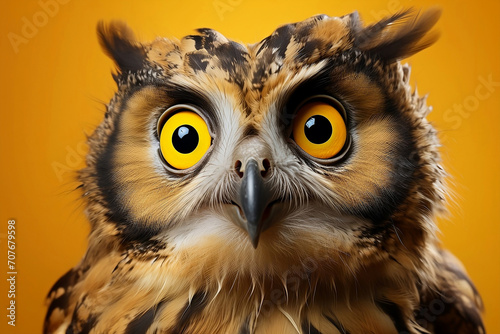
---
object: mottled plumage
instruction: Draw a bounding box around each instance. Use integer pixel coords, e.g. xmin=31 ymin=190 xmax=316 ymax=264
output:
xmin=45 ymin=8 xmax=484 ymax=334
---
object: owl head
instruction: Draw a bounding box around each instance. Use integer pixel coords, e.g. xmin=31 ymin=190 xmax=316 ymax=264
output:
xmin=81 ymin=8 xmax=443 ymax=283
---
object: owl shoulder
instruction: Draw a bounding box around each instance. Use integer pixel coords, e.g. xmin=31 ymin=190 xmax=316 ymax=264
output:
xmin=418 ymin=249 xmax=485 ymax=334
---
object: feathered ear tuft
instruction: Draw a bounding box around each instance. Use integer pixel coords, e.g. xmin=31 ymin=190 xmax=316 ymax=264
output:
xmin=97 ymin=21 xmax=146 ymax=74
xmin=352 ymin=7 xmax=441 ymax=61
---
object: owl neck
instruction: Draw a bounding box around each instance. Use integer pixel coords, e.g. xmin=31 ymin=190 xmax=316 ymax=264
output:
xmin=74 ymin=230 xmax=427 ymax=334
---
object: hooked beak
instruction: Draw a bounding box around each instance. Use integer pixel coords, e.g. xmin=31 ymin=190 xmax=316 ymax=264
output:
xmin=228 ymin=159 xmax=281 ymax=248
xmin=240 ymin=159 xmax=270 ymax=248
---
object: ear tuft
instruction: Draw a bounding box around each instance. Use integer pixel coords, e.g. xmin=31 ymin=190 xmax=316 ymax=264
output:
xmin=97 ymin=21 xmax=146 ymax=73
xmin=354 ymin=7 xmax=441 ymax=61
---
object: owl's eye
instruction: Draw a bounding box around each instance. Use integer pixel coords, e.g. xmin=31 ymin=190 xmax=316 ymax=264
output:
xmin=158 ymin=108 xmax=211 ymax=170
xmin=292 ymin=97 xmax=347 ymax=160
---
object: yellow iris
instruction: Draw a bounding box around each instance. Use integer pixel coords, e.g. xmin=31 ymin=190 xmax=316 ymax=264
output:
xmin=292 ymin=101 xmax=347 ymax=159
xmin=159 ymin=111 xmax=211 ymax=169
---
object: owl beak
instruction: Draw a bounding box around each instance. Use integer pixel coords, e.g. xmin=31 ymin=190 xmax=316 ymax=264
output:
xmin=237 ymin=159 xmax=274 ymax=248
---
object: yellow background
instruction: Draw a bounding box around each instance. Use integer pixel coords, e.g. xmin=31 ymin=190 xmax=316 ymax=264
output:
xmin=1 ymin=0 xmax=499 ymax=333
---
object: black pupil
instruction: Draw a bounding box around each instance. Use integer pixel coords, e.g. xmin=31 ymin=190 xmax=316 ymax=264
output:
xmin=172 ymin=125 xmax=199 ymax=154
xmin=304 ymin=115 xmax=332 ymax=144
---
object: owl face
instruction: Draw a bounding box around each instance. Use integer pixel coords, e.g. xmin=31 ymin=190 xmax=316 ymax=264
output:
xmin=85 ymin=10 xmax=443 ymax=278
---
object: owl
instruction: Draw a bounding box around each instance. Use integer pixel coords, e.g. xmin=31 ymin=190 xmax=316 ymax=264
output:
xmin=44 ymin=8 xmax=485 ymax=334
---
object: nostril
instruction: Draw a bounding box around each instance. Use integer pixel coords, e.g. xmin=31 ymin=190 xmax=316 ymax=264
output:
xmin=234 ymin=160 xmax=243 ymax=178
xmin=261 ymin=159 xmax=271 ymax=177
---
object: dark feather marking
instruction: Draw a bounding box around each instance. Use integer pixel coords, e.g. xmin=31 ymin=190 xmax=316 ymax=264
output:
xmin=159 ymin=83 xmax=221 ymax=131
xmin=78 ymin=315 xmax=98 ymax=334
xmin=129 ymin=239 xmax=167 ymax=257
xmin=112 ymin=256 xmax=127 ymax=274
xmin=433 ymin=305 xmax=485 ymax=334
xmin=124 ymin=300 xmax=167 ymax=334
xmin=294 ymin=16 xmax=322 ymax=42
xmin=301 ymin=320 xmax=323 ymax=334
xmin=354 ymin=10 xmax=409 ymax=48
xmin=46 ymin=268 xmax=78 ymax=299
xmin=389 ymin=255 xmax=403 ymax=266
xmin=65 ymin=324 xmax=74 ymax=334
xmin=186 ymin=53 xmax=209 ymax=72
xmin=185 ymin=35 xmax=204 ymax=50
xmin=351 ymin=104 xmax=418 ymax=225
xmin=253 ymin=24 xmax=295 ymax=88
xmin=243 ymin=125 xmax=258 ymax=137
xmin=355 ymin=8 xmax=441 ymax=61
xmin=376 ymin=300 xmax=410 ymax=333
xmin=196 ymin=28 xmax=218 ymax=46
xmin=325 ymin=315 xmax=349 ymax=334
xmin=213 ymin=41 xmax=249 ymax=87
xmin=95 ymin=86 xmax=163 ymax=244
xmin=63 ymin=296 xmax=98 ymax=334
xmin=45 ymin=268 xmax=81 ymax=332
xmin=185 ymin=29 xmax=249 ymax=87
xmin=172 ymin=292 xmax=207 ymax=333
xmin=239 ymin=317 xmax=251 ymax=334
xmin=296 ymin=39 xmax=321 ymax=62
xmin=97 ymin=21 xmax=145 ymax=73
xmin=46 ymin=291 xmax=71 ymax=323
xmin=256 ymin=24 xmax=295 ymax=57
